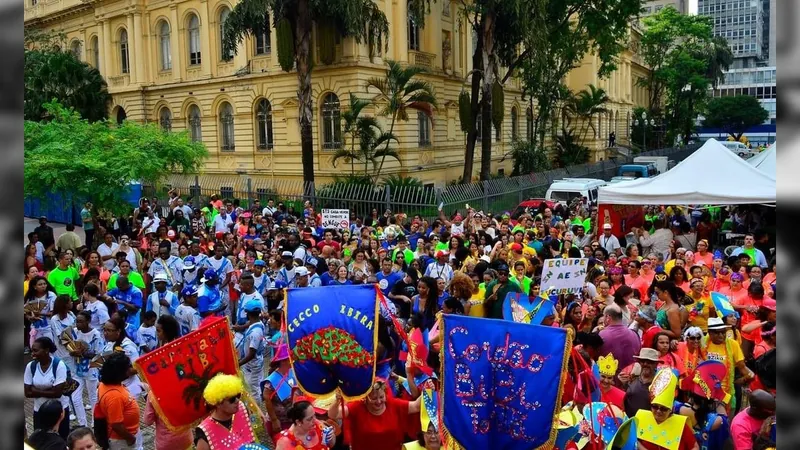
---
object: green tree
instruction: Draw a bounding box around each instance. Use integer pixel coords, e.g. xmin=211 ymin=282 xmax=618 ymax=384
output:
xmin=515 ymin=0 xmax=643 ymax=158
xmin=25 ymin=102 xmax=208 ymax=218
xmin=509 ymin=139 xmax=551 ymax=175
xmin=703 ymin=95 xmax=769 ymax=141
xmin=221 ymin=0 xmax=431 ymax=188
xmin=24 ymin=30 xmax=111 ymax=122
xmin=365 ymin=60 xmax=437 ymax=181
xmin=332 ymin=93 xmax=400 ymax=179
xmin=563 ymin=84 xmax=609 ymax=144
xmin=553 ymin=128 xmax=590 ymax=167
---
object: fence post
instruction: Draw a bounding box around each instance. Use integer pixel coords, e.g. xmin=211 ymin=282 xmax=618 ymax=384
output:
xmin=193 ymin=175 xmax=200 ymax=206
xmin=482 ymin=180 xmax=489 ymax=212
xmin=435 ymin=188 xmax=442 ymax=213
xmin=384 ymin=185 xmax=392 ymax=213
xmin=247 ymin=177 xmax=253 ymax=206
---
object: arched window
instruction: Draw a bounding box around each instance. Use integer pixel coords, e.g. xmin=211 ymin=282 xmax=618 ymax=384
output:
xmin=188 ymin=104 xmax=202 ymax=142
xmin=159 ymin=21 xmax=172 ymax=70
xmin=70 ymin=40 xmax=82 ymax=60
xmin=159 ymin=107 xmax=172 ymax=132
xmin=408 ymin=16 xmax=420 ymax=51
xmin=188 ymin=14 xmax=201 ymax=65
xmin=526 ymin=107 xmax=533 ymax=141
xmin=321 ymin=93 xmax=341 ymax=149
xmin=417 ymin=111 xmax=430 ymax=147
xmin=255 ymin=14 xmax=271 ymax=55
xmin=115 ymin=107 xmax=127 ymax=125
xmin=219 ymin=102 xmax=235 ymax=151
xmin=256 ymin=99 xmax=274 ymax=150
xmin=90 ymin=36 xmax=99 ymax=68
xmin=219 ymin=7 xmax=232 ymax=60
xmin=511 ymin=107 xmax=518 ymax=141
xmin=119 ymin=29 xmax=130 ymax=74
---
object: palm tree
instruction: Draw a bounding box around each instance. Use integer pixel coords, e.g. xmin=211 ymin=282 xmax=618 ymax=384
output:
xmin=221 ymin=0 xmax=395 ymax=188
xmin=365 ymin=60 xmax=438 ymax=182
xmin=332 ymin=93 xmax=400 ymax=178
xmin=700 ymin=36 xmax=733 ymax=89
xmin=564 ymin=84 xmax=609 ymax=144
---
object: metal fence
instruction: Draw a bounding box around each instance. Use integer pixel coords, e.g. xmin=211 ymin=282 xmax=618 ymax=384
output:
xmin=143 ymin=144 xmax=699 ymax=220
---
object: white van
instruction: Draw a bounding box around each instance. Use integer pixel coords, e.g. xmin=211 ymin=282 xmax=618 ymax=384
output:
xmin=721 ymin=141 xmax=758 ymax=158
xmin=545 ymin=178 xmax=607 ymax=206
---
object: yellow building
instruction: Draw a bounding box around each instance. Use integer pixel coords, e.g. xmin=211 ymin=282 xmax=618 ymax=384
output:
xmin=25 ymin=0 xmax=649 ymax=185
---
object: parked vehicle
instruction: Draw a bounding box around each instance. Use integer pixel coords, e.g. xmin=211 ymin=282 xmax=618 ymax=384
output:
xmin=609 ymin=176 xmax=637 ymax=184
xmin=616 ymin=163 xmax=658 ymax=178
xmin=720 ymin=141 xmax=759 ymax=158
xmin=633 ymin=156 xmax=669 ymax=174
xmin=545 ymin=178 xmax=607 ymax=206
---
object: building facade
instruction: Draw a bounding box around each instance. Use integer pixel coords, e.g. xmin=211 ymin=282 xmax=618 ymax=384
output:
xmin=25 ymin=0 xmax=649 ymax=184
xmin=698 ymin=0 xmax=766 ymax=68
xmin=640 ymin=0 xmax=688 ymax=17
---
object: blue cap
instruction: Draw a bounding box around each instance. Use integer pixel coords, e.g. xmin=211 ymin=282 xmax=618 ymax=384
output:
xmin=183 ymin=256 xmax=196 ymax=269
xmin=270 ymin=280 xmax=287 ymax=291
xmin=243 ymin=300 xmax=263 ymax=313
xmin=254 ymin=259 xmax=266 ymax=267
xmin=201 ymin=268 xmax=218 ymax=282
xmin=306 ymin=257 xmax=318 ymax=267
xmin=655 ymin=265 xmax=666 ymax=274
xmin=181 ymin=284 xmax=199 ymax=297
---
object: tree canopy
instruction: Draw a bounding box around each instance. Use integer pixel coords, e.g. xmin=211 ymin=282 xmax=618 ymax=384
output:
xmin=25 ymin=102 xmax=208 ymax=214
xmin=24 ymin=29 xmax=111 ymax=122
xmin=703 ymin=95 xmax=769 ymax=140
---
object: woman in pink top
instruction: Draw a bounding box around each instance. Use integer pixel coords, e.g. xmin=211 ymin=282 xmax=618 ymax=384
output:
xmin=625 ymin=260 xmax=650 ymax=301
xmin=716 ymin=273 xmax=749 ymax=308
xmin=693 ymin=239 xmax=714 ymax=267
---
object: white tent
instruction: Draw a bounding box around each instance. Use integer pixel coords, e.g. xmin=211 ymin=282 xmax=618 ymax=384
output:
xmin=746 ymin=142 xmax=776 ymax=179
xmin=598 ymin=138 xmax=776 ymax=205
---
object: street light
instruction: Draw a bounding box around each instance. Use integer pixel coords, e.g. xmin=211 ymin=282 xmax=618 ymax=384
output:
xmin=631 ymin=116 xmax=657 ymax=152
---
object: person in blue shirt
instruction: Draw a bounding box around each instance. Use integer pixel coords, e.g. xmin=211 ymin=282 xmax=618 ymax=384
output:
xmin=104 ymin=275 xmax=143 ymax=331
xmin=376 ymin=258 xmax=402 ymax=297
xmin=197 ymin=269 xmax=224 ymax=317
xmin=146 ymin=272 xmax=180 ymax=316
xmin=181 ymin=255 xmax=201 ymax=288
xmin=305 ymin=258 xmax=322 ymax=287
xmin=148 ymin=241 xmax=183 ymax=292
xmin=252 ymin=260 xmax=271 ymax=295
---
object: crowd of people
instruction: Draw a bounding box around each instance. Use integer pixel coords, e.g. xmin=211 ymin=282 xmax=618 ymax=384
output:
xmin=23 ymin=191 xmax=776 ymax=450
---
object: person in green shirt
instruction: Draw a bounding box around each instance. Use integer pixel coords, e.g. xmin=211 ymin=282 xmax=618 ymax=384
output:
xmin=391 ymin=236 xmax=416 ymax=266
xmin=47 ymin=252 xmax=79 ymax=301
xmin=512 ymin=260 xmax=533 ymax=295
xmin=484 ymin=263 xmax=522 ymax=319
xmin=107 ymin=260 xmax=146 ymax=290
xmin=170 ymin=209 xmax=192 ymax=236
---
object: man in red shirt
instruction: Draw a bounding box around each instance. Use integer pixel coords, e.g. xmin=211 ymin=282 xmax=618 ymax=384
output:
xmin=316 ymin=230 xmax=341 ymax=253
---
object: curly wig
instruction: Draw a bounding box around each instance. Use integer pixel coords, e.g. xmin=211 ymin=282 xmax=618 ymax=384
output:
xmin=449 ymin=272 xmax=475 ymax=300
xmin=203 ymin=373 xmax=244 ymax=406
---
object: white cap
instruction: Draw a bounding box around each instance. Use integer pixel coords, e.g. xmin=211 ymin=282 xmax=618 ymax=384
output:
xmin=153 ymin=272 xmax=169 ymax=283
xmin=603 ymin=223 xmax=613 ymax=230
xmin=295 ymin=266 xmax=310 ymax=277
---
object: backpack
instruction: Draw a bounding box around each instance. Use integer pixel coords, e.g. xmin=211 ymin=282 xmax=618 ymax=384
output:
xmin=30 ymin=357 xmax=79 ymax=396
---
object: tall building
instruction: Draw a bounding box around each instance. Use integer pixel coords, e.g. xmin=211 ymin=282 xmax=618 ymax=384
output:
xmin=698 ymin=0 xmax=765 ymax=68
xmin=640 ymin=0 xmax=688 ymax=17
xmin=25 ymin=0 xmax=650 ymax=183
xmin=767 ymin=0 xmax=776 ymax=65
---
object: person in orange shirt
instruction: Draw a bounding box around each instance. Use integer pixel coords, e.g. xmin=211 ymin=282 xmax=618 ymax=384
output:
xmin=693 ymin=239 xmax=714 ymax=267
xmin=734 ymin=283 xmax=765 ymax=359
xmin=676 ymin=327 xmax=706 ymax=393
xmin=653 ymin=331 xmax=686 ymax=379
xmin=94 ymin=353 xmax=141 ymax=449
xmin=625 ymin=260 xmax=650 ymax=301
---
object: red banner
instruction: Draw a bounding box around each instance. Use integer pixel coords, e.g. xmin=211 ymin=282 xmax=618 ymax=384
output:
xmin=596 ymin=204 xmax=645 ymax=237
xmin=133 ymin=317 xmax=239 ymax=431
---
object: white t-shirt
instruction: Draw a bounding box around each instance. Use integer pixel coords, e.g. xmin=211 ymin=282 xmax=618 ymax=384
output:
xmin=137 ymin=325 xmax=158 ymax=352
xmin=175 ymin=304 xmax=201 ymax=336
xmin=236 ymin=291 xmax=265 ymax=325
xmin=213 ymin=214 xmax=233 ymax=233
xmin=84 ymin=300 xmax=110 ymax=331
xmin=50 ymin=312 xmax=76 ymax=361
xmin=142 ymin=215 xmax=160 ymax=235
xmin=97 ymin=242 xmax=121 ymax=270
xmin=24 ymin=358 xmax=69 ymax=411
xmin=240 ymin=322 xmax=266 ymax=371
xmin=599 ymin=234 xmax=621 ymax=254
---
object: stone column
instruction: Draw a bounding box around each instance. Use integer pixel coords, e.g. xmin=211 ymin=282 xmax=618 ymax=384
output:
xmin=395 ymin=0 xmax=408 ymax=63
xmin=170 ymin=5 xmax=182 ymax=81
xmin=102 ymin=19 xmax=112 ymax=76
xmin=126 ymin=14 xmax=136 ymax=82
xmin=199 ymin=0 xmax=212 ymax=77
xmin=133 ymin=12 xmax=147 ymax=84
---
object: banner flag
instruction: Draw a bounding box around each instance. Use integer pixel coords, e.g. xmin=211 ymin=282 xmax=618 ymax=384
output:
xmin=441 ymin=315 xmax=572 ymax=450
xmin=134 ymin=317 xmax=238 ymax=431
xmin=540 ymin=258 xmax=589 ymax=295
xmin=285 ymin=284 xmax=380 ymax=400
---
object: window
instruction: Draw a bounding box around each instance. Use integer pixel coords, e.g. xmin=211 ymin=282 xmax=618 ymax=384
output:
xmin=219 ymin=7 xmax=232 ymax=60
xmin=188 ymin=14 xmax=201 ymax=65
xmin=256 ymin=99 xmax=274 ymax=150
xmin=255 ymin=15 xmax=271 ymax=55
xmin=526 ymin=107 xmax=533 ymax=141
xmin=188 ymin=104 xmax=202 ymax=142
xmin=70 ymin=40 xmax=82 ymax=60
xmin=408 ymin=16 xmax=420 ymax=51
xmin=321 ymin=93 xmax=342 ymax=149
xmin=219 ymin=102 xmax=235 ymax=151
xmin=417 ymin=111 xmax=430 ymax=147
xmin=159 ymin=21 xmax=172 ymax=70
xmin=511 ymin=107 xmax=518 ymax=141
xmin=90 ymin=36 xmax=99 ymax=68
xmin=159 ymin=107 xmax=172 ymax=132
xmin=119 ymin=29 xmax=130 ymax=74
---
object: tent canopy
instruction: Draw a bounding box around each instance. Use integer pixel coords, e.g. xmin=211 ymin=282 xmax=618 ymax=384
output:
xmin=747 ymin=142 xmax=776 ymax=179
xmin=598 ymin=138 xmax=776 ymax=205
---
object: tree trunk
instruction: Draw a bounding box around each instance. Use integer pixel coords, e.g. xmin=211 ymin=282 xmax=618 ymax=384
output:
xmin=479 ymin=13 xmax=496 ymax=181
xmin=295 ymin=0 xmax=315 ymax=192
xmin=461 ymin=44 xmax=483 ymax=184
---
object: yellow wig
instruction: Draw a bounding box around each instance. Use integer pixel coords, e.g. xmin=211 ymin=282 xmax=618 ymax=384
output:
xmin=203 ymin=374 xmax=244 ymax=406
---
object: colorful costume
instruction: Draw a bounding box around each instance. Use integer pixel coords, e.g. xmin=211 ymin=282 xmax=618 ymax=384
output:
xmin=277 ymin=422 xmax=330 ymax=450
xmin=680 ymin=361 xmax=730 ymax=450
xmin=197 ymin=374 xmax=257 ymax=450
xmin=597 ymin=354 xmax=625 ymax=410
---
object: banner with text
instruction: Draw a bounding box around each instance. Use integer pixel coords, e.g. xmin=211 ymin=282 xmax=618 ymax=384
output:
xmin=321 ymin=209 xmax=350 ymax=230
xmin=540 ymin=258 xmax=589 ymax=295
xmin=134 ymin=317 xmax=238 ymax=431
xmin=441 ymin=315 xmax=571 ymax=450
xmin=285 ymin=284 xmax=379 ymax=400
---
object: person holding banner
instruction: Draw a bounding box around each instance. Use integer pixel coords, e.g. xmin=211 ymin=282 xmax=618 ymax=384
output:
xmin=263 ymin=344 xmax=297 ymax=434
xmin=195 ymin=374 xmax=258 ymax=450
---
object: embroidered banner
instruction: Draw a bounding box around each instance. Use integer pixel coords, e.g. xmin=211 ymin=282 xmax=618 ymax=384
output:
xmin=441 ymin=315 xmax=571 ymax=450
xmin=540 ymin=258 xmax=589 ymax=295
xmin=285 ymin=284 xmax=379 ymax=400
xmin=133 ymin=317 xmax=238 ymax=431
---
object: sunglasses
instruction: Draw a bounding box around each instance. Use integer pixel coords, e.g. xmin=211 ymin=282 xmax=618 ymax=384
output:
xmin=227 ymin=394 xmax=241 ymax=404
xmin=687 ymin=336 xmax=702 ymax=341
xmin=651 ymin=404 xmax=671 ymax=413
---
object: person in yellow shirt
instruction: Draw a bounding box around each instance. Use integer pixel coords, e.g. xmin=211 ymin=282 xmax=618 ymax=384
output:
xmin=703 ymin=317 xmax=755 ymax=412
xmin=467 ymin=272 xmax=486 ymax=318
xmin=403 ymin=389 xmax=441 ymax=450
xmin=686 ymin=277 xmax=715 ymax=332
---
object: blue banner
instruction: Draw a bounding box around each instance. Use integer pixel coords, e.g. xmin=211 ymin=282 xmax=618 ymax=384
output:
xmin=285 ymin=284 xmax=380 ymax=400
xmin=441 ymin=315 xmax=571 ymax=450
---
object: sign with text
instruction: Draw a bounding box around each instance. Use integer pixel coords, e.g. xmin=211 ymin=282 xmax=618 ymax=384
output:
xmin=441 ymin=315 xmax=571 ymax=450
xmin=285 ymin=284 xmax=379 ymax=400
xmin=321 ymin=209 xmax=350 ymax=230
xmin=134 ymin=317 xmax=238 ymax=431
xmin=540 ymin=258 xmax=589 ymax=295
